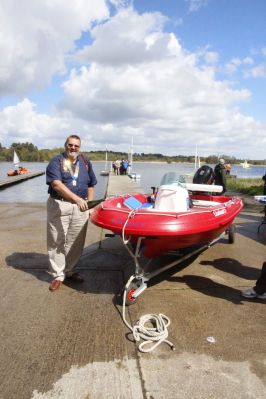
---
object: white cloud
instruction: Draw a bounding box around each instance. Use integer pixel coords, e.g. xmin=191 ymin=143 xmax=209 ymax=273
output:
xmin=59 ymin=8 xmax=249 ymax=132
xmin=0 ymin=0 xmax=109 ymax=96
xmin=186 ymin=0 xmax=210 ymax=13
xmin=76 ymin=7 xmax=169 ymax=65
xmin=242 ymin=57 xmax=253 ymax=65
xmin=55 ymin=7 xmax=265 ymax=157
xmin=0 ymin=3 xmax=265 ymax=158
xmin=224 ymin=58 xmax=242 ymax=75
xmin=204 ymin=51 xmax=219 ymax=64
xmin=243 ymin=64 xmax=266 ymax=79
xmin=109 ymin=0 xmax=131 ymax=7
xmin=0 ymin=98 xmax=69 ymax=144
xmin=223 ymin=54 xmax=266 ymax=82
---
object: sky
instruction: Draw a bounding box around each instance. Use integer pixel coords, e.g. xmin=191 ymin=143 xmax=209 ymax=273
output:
xmin=0 ymin=0 xmax=265 ymax=159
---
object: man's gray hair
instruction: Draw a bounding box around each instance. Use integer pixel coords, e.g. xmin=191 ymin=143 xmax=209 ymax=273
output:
xmin=65 ymin=134 xmax=81 ymax=147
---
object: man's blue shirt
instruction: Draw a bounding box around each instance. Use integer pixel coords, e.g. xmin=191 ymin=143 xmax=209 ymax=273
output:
xmin=46 ymin=153 xmax=97 ymax=199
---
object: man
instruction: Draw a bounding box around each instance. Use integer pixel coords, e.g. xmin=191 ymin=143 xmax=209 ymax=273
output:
xmin=214 ymin=158 xmax=227 ymax=194
xmin=241 ymin=261 xmax=266 ymax=299
xmin=225 ymin=163 xmax=231 ymax=175
xmin=263 ymin=173 xmax=266 ymax=195
xmin=120 ymin=159 xmax=129 ymax=175
xmin=46 ymin=134 xmax=97 ymax=291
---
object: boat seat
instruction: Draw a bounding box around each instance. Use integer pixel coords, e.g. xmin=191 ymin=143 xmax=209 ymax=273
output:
xmin=154 ymin=185 xmax=189 ymax=212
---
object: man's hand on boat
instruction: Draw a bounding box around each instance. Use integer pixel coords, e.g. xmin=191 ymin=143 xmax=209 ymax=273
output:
xmin=76 ymin=197 xmax=89 ymax=211
xmin=81 ymin=198 xmax=105 ymax=212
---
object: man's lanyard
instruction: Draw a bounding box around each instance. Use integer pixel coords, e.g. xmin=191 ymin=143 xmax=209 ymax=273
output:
xmin=64 ymin=159 xmax=80 ymax=186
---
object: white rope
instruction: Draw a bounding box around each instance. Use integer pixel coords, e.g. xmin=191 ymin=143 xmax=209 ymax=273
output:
xmin=102 ymin=202 xmax=230 ymax=219
xmin=122 ymin=279 xmax=175 ymax=353
xmin=132 ymin=313 xmax=175 ymax=353
xmin=121 ymin=208 xmax=136 ymax=244
xmin=120 ymin=209 xmax=175 ymax=353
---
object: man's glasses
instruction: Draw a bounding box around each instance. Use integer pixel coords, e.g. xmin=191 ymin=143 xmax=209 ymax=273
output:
xmin=67 ymin=143 xmax=80 ymax=149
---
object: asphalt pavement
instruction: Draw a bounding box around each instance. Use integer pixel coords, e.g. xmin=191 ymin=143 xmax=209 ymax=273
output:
xmin=0 ymin=175 xmax=265 ymax=399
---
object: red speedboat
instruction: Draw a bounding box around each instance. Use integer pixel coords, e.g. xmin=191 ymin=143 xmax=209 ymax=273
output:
xmin=91 ymin=179 xmax=243 ymax=304
xmin=91 ymin=184 xmax=243 ymax=258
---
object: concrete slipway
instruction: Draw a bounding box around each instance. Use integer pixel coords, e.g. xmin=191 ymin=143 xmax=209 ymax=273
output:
xmin=0 ymin=175 xmax=265 ymax=399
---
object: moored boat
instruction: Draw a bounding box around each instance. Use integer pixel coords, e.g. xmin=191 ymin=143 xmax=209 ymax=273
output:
xmin=7 ymin=150 xmax=30 ymax=176
xmin=240 ymin=160 xmax=250 ymax=169
xmin=100 ymin=145 xmax=110 ymax=176
xmin=127 ymin=137 xmax=141 ymax=180
xmin=7 ymin=166 xmax=30 ymax=176
xmin=128 ymin=172 xmax=141 ymax=180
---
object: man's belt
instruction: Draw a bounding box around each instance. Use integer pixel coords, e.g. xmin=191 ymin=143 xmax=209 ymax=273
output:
xmin=50 ymin=195 xmax=104 ymax=209
xmin=50 ymin=194 xmax=87 ymax=202
xmin=50 ymin=194 xmax=70 ymax=202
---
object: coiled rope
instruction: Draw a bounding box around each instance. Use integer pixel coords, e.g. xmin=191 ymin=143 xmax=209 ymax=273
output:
xmin=122 ymin=277 xmax=175 ymax=353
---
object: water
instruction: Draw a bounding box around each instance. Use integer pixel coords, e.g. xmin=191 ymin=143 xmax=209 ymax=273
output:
xmin=132 ymin=162 xmax=266 ymax=192
xmin=0 ymin=161 xmax=108 ymax=203
xmin=0 ymin=161 xmax=265 ymax=203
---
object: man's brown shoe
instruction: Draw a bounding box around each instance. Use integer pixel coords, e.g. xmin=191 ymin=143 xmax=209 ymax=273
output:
xmin=65 ymin=272 xmax=84 ymax=283
xmin=49 ymin=279 xmax=62 ymax=291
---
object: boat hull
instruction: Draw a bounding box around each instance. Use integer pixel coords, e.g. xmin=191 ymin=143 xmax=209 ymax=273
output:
xmin=91 ymin=193 xmax=243 ymax=258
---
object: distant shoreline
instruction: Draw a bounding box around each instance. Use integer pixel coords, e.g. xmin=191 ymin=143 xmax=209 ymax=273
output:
xmin=0 ymin=160 xmax=265 ymax=167
xmin=91 ymin=160 xmax=266 ymax=166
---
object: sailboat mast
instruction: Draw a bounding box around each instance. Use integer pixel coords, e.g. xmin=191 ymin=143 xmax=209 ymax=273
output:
xmin=195 ymin=146 xmax=198 ymax=170
xmin=131 ymin=137 xmax=133 ymax=170
xmin=128 ymin=137 xmax=133 ymax=174
xmin=13 ymin=150 xmax=20 ymax=169
xmin=105 ymin=145 xmax=108 ymax=170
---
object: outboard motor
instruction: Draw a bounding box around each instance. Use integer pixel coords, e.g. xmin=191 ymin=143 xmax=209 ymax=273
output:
xmin=193 ymin=165 xmax=214 ymax=185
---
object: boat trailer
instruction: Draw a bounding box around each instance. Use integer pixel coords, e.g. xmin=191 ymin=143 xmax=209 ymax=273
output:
xmin=107 ymin=224 xmax=236 ymax=305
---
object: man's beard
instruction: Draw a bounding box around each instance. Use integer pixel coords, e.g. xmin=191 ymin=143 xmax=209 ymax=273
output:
xmin=68 ymin=151 xmax=79 ymax=161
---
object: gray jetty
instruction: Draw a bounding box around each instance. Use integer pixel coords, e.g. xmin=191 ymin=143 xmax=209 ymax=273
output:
xmin=0 ymin=171 xmax=45 ymax=189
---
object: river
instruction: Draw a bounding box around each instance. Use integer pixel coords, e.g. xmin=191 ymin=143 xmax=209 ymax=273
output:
xmin=0 ymin=161 xmax=265 ymax=203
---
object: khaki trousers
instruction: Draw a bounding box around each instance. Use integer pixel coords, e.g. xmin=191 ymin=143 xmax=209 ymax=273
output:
xmin=47 ymin=197 xmax=89 ymax=281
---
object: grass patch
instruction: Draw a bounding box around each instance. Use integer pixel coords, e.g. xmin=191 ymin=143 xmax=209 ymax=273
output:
xmin=227 ymin=177 xmax=264 ymax=195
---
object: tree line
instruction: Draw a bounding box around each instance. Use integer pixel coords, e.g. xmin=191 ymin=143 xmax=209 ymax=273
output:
xmin=0 ymin=142 xmax=264 ymax=165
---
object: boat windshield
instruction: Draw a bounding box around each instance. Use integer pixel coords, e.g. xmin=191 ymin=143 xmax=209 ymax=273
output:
xmin=160 ymin=172 xmax=187 ymax=186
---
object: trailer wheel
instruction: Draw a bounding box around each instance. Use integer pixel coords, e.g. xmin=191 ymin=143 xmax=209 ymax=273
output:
xmin=125 ymin=282 xmax=138 ymax=306
xmin=228 ymin=224 xmax=236 ymax=244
